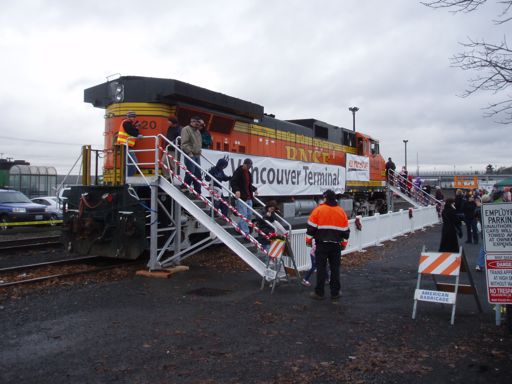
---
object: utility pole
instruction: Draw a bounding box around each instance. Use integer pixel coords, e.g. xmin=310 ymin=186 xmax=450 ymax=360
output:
xmin=349 ymin=107 xmax=359 ymax=132
xmin=403 ymin=139 xmax=408 ymax=170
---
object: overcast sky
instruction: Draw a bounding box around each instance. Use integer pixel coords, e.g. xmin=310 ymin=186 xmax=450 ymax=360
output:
xmin=0 ymin=0 xmax=509 ymax=174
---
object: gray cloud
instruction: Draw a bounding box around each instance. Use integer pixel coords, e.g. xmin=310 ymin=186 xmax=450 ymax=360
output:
xmin=0 ymin=0 xmax=509 ymax=173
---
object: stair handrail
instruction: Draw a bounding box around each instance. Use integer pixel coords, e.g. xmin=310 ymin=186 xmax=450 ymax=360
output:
xmin=157 ymin=134 xmax=280 ymax=248
xmin=199 ymin=152 xmax=292 ymax=233
xmin=388 ymin=168 xmax=442 ymax=207
xmin=197 ymin=148 xmax=292 ymax=233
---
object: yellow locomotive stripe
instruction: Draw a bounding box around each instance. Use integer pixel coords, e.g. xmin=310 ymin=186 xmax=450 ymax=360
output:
xmin=233 ymin=121 xmax=357 ymax=154
xmin=346 ymin=180 xmax=386 ymax=187
xmin=106 ymin=103 xmax=175 ymax=118
xmin=1 ymin=220 xmax=63 ymax=227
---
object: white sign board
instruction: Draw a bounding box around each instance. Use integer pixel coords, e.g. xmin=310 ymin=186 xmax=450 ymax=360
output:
xmin=346 ymin=154 xmax=370 ymax=182
xmin=482 ymin=202 xmax=512 ymax=304
xmin=478 ymin=180 xmax=496 ymax=193
xmin=202 ymin=150 xmax=346 ymax=196
xmin=481 ymin=203 xmax=512 ymax=254
xmin=414 ymin=289 xmax=456 ymax=304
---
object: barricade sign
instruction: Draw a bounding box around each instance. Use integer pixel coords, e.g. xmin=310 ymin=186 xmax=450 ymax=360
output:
xmin=412 ymin=246 xmax=481 ymax=325
xmin=482 ymin=202 xmax=512 ymax=304
xmin=261 ymin=238 xmax=301 ymax=294
xmin=268 ymin=239 xmax=286 ymax=259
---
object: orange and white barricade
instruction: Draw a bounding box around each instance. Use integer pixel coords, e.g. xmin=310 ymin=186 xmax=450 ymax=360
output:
xmin=268 ymin=239 xmax=286 ymax=259
xmin=412 ymin=246 xmax=481 ymax=325
xmin=261 ymin=237 xmax=302 ymax=294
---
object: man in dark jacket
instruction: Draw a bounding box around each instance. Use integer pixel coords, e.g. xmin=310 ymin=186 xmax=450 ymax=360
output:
xmin=116 ymin=111 xmax=142 ymax=176
xmin=463 ymin=195 xmax=478 ymax=244
xmin=306 ymin=190 xmax=350 ymax=302
xmin=206 ymin=157 xmax=231 ymax=217
xmin=230 ymin=158 xmax=257 ymax=235
xmin=385 ymin=157 xmax=396 ymax=184
xmin=439 ymin=198 xmax=462 ymax=252
xmin=161 ymin=116 xmax=181 ymax=179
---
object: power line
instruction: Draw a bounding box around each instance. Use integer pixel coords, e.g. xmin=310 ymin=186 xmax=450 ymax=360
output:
xmin=0 ymin=135 xmax=98 ymax=146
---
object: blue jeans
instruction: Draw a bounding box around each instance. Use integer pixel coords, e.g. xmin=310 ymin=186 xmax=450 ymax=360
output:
xmin=304 ymin=253 xmax=316 ymax=282
xmin=235 ymin=199 xmax=253 ymax=235
xmin=127 ymin=149 xmax=138 ymax=176
xmin=304 ymin=252 xmax=330 ymax=282
xmin=477 ymin=246 xmax=485 ymax=268
xmin=184 ymin=155 xmax=202 ymax=194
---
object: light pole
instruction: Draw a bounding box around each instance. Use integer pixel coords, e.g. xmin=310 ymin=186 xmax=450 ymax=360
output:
xmin=349 ymin=107 xmax=359 ymax=132
xmin=403 ymin=139 xmax=408 ymax=170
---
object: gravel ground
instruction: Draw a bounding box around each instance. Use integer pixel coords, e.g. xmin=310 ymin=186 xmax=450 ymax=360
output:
xmin=0 ymin=224 xmax=511 ymax=384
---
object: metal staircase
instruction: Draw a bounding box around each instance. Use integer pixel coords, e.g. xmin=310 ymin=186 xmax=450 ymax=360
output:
xmin=123 ymin=134 xmax=299 ymax=285
xmin=387 ymin=169 xmax=442 ymax=209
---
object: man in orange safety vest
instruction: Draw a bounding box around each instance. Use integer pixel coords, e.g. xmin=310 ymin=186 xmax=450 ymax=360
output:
xmin=117 ymin=111 xmax=141 ymax=176
xmin=306 ymin=189 xmax=350 ymax=302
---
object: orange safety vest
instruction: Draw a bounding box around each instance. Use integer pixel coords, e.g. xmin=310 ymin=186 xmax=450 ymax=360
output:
xmin=116 ymin=120 xmax=137 ymax=148
xmin=306 ymin=203 xmax=350 ymax=245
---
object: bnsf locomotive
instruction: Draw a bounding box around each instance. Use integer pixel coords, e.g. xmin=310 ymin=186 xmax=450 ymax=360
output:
xmin=63 ymin=76 xmax=387 ymax=260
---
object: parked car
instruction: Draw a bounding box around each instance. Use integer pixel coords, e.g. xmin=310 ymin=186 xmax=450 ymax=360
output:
xmin=30 ymin=196 xmax=63 ymax=220
xmin=0 ymin=189 xmax=52 ymax=230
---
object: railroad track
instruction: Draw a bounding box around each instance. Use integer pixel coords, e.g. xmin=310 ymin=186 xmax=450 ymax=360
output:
xmin=0 ymin=256 xmax=140 ymax=288
xmin=0 ymin=235 xmax=62 ymax=252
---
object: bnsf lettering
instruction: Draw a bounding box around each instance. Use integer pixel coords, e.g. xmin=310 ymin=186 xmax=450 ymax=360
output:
xmin=285 ymin=146 xmax=330 ymax=163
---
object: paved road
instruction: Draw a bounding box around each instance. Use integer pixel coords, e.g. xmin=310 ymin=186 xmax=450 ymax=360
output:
xmin=1 ymin=225 xmax=510 ymax=384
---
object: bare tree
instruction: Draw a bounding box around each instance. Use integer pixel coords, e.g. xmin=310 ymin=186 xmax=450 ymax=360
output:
xmin=422 ymin=1 xmax=512 ymax=123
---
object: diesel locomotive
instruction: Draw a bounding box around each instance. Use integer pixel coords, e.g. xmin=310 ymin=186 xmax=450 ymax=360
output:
xmin=62 ymin=76 xmax=387 ymax=261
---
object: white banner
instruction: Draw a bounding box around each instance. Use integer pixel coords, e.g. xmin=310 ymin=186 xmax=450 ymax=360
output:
xmin=202 ymin=150 xmax=345 ymax=196
xmin=346 ymin=154 xmax=370 ymax=182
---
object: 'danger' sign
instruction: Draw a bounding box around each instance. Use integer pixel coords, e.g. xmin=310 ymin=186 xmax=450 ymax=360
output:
xmin=482 ymin=202 xmax=512 ymax=304
xmin=202 ymin=150 xmax=346 ymax=196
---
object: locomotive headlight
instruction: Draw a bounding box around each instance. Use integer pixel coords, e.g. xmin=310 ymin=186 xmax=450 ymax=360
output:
xmin=12 ymin=207 xmax=26 ymax=213
xmin=110 ymin=81 xmax=124 ymax=102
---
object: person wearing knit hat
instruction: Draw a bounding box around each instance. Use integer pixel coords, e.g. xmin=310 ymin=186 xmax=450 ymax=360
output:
xmin=161 ymin=115 xmax=181 ymax=180
xmin=116 ymin=111 xmax=142 ymax=176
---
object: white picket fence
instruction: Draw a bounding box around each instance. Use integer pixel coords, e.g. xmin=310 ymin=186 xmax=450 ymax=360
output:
xmin=287 ymin=205 xmax=439 ymax=271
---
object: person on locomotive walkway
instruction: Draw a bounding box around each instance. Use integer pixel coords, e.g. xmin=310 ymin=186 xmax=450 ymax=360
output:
xmin=180 ymin=116 xmax=203 ymax=194
xmin=306 ymin=190 xmax=350 ymax=302
xmin=230 ymin=158 xmax=257 ymax=236
xmin=199 ymin=119 xmax=213 ymax=149
xmin=385 ymin=157 xmax=396 ymax=185
xmin=161 ymin=115 xmax=181 ymax=180
xmin=205 ymin=157 xmax=231 ymax=217
xmin=439 ymin=198 xmax=463 ymax=253
xmin=116 ymin=111 xmax=142 ymax=176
